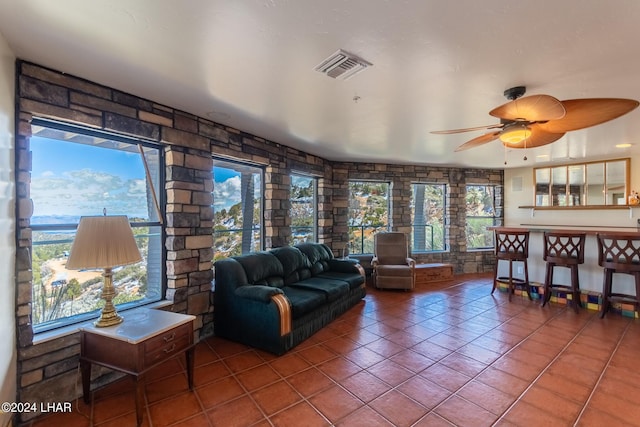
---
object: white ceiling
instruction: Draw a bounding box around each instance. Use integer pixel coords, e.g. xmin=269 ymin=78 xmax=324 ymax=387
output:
xmin=1 ymin=0 xmax=640 ymax=169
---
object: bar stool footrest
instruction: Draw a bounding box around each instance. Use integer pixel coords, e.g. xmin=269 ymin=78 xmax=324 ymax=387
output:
xmin=608 ymin=294 xmax=639 ymax=303
xmin=547 ymin=284 xmax=575 ymax=292
xmin=496 ymin=277 xmax=527 ymax=285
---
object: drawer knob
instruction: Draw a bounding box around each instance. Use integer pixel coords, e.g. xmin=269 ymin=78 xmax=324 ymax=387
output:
xmin=163 ymin=344 xmax=176 ymax=354
xmin=163 ymin=333 xmax=176 ymax=342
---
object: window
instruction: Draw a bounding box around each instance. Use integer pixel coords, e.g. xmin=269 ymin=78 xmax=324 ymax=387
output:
xmin=290 ymin=174 xmax=317 ymax=243
xmin=348 ymin=181 xmax=390 ymax=254
xmin=466 ymin=184 xmax=501 ymax=249
xmin=30 ymin=120 xmax=163 ymax=332
xmin=212 ymin=158 xmax=263 ymax=261
xmin=411 ymin=183 xmax=446 ymax=252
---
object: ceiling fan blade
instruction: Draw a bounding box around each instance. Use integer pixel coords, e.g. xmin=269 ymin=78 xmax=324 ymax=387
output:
xmin=502 ymin=124 xmax=565 ymax=149
xmin=538 ymin=98 xmax=639 ymax=133
xmin=490 ymin=94 xmax=565 ymax=121
xmin=454 ymin=132 xmax=500 ymax=151
xmin=431 ymin=124 xmax=503 ymax=134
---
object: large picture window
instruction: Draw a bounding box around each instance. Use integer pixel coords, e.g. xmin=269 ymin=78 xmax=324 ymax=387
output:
xmin=466 ymin=184 xmax=502 ymax=249
xmin=411 ymin=183 xmax=446 ymax=252
xmin=212 ymin=158 xmax=263 ymax=261
xmin=30 ymin=120 xmax=163 ymax=332
xmin=290 ymin=174 xmax=317 ymax=244
xmin=348 ymin=181 xmax=390 ymax=254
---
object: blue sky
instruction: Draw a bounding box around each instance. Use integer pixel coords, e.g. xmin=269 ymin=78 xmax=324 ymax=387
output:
xmin=31 ymin=137 xmax=150 ymax=219
xmin=31 ymin=135 xmax=259 ymax=218
xmin=31 ymin=137 xmax=144 ymax=180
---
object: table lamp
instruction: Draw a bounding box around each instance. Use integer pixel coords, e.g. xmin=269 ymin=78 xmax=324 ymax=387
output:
xmin=66 ymin=214 xmax=142 ymax=327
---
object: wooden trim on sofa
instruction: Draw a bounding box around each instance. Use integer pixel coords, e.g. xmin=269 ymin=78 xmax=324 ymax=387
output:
xmin=271 ymin=294 xmax=292 ymax=336
xmin=355 ymin=264 xmax=366 ymax=278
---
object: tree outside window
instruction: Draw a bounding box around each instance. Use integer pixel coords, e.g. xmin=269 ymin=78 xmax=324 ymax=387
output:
xmin=290 ymin=174 xmax=317 ymax=243
xmin=466 ymin=184 xmax=502 ymax=249
xmin=411 ymin=183 xmax=446 ymax=252
xmin=348 ymin=181 xmax=390 ymax=254
xmin=212 ymin=159 xmax=263 ymax=261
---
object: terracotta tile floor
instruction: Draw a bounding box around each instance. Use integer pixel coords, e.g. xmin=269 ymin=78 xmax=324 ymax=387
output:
xmin=26 ymin=273 xmax=640 ymax=426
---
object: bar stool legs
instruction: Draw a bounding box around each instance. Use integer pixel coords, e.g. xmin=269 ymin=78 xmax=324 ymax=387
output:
xmin=492 ymin=259 xmax=530 ymax=301
xmin=542 ymin=262 xmax=581 ymax=313
xmin=542 ymin=232 xmax=586 ymax=313
xmin=492 ymin=230 xmax=531 ymax=302
xmin=597 ymin=233 xmax=640 ymax=319
xmin=599 ymin=269 xmax=640 ymax=319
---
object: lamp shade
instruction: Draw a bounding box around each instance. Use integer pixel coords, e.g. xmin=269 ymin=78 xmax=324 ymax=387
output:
xmin=66 ymin=215 xmax=142 ymax=270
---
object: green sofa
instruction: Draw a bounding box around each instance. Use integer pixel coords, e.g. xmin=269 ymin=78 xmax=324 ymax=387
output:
xmin=213 ymin=243 xmax=366 ymax=354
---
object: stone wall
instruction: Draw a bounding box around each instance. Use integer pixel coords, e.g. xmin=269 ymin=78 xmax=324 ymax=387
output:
xmin=13 ymin=61 xmax=333 ymax=420
xmin=331 ymin=163 xmax=503 ymax=273
xmin=13 ymin=60 xmax=502 ymax=420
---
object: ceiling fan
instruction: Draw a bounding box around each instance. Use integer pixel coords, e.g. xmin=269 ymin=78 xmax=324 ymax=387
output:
xmin=432 ymin=86 xmax=639 ymax=152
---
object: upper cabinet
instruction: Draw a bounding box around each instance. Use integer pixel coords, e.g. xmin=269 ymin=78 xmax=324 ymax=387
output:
xmin=533 ymin=158 xmax=630 ymax=207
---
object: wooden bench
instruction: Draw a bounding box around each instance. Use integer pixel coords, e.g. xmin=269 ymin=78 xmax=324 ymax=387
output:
xmin=414 ymin=263 xmax=454 ymax=285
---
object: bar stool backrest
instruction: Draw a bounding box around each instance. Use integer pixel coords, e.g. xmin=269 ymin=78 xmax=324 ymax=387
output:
xmin=543 ymin=232 xmax=586 ymax=264
xmin=495 ymin=230 xmax=529 ymax=260
xmin=597 ymin=233 xmax=640 ymax=273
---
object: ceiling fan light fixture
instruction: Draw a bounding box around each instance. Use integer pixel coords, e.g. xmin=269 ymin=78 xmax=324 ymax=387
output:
xmin=499 ymin=124 xmax=531 ymax=145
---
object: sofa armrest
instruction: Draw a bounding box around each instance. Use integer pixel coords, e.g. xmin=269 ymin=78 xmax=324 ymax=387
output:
xmin=235 ymin=285 xmax=283 ymax=303
xmin=327 ymin=258 xmax=362 ymax=274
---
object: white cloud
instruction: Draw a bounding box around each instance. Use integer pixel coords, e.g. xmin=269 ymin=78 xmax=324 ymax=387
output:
xmin=32 ymin=169 xmax=151 ymax=219
xmin=213 ymin=176 xmax=241 ymax=210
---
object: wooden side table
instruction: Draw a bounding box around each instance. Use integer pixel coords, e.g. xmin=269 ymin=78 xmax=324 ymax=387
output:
xmin=79 ymin=308 xmax=196 ymax=426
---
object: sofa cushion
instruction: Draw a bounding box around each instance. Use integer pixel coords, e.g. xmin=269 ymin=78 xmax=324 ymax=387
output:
xmin=281 ymin=286 xmax=326 ymax=319
xmin=235 ymin=252 xmax=285 ymax=288
xmin=295 ymin=243 xmax=333 ymax=275
xmin=289 ymin=277 xmax=349 ymax=302
xmin=270 ymin=246 xmax=312 ymax=285
xmin=376 ymin=264 xmax=413 ymax=277
xmin=316 ymin=271 xmax=364 ymax=290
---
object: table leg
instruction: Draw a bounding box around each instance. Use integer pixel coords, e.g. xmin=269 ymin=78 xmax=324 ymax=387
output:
xmin=134 ymin=374 xmax=145 ymax=426
xmin=186 ymin=347 xmax=195 ymax=390
xmin=79 ymin=359 xmax=91 ymax=404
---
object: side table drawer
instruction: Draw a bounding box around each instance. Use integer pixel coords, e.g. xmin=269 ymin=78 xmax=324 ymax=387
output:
xmin=144 ymin=323 xmax=191 ymax=368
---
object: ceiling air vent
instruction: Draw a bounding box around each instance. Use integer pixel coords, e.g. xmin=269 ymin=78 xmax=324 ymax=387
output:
xmin=314 ymin=49 xmax=372 ymax=80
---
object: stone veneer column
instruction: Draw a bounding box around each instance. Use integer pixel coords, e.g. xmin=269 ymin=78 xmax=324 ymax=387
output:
xmin=264 ymin=164 xmax=290 ymax=248
xmin=165 ymin=147 xmax=214 ymax=337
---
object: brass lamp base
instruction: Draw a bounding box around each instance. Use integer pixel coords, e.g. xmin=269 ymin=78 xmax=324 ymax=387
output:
xmin=94 ymin=309 xmax=124 ymax=328
xmin=94 ymin=267 xmax=124 ymax=328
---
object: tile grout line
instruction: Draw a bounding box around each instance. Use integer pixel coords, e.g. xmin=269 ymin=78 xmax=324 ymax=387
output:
xmin=571 ymin=319 xmax=633 ymax=426
xmin=491 ymin=309 xmax=603 ymax=426
xmin=408 ymin=292 xmax=556 ymax=424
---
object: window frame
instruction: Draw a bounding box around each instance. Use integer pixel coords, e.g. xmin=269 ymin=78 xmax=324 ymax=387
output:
xmin=29 ymin=118 xmax=165 ymax=334
xmin=347 ymin=180 xmax=391 ymax=255
xmin=410 ymin=182 xmax=447 ymax=253
xmin=465 ymin=183 xmax=502 ymax=250
xmin=212 ymin=157 xmax=265 ymax=261
xmin=289 ymin=173 xmax=318 ymax=244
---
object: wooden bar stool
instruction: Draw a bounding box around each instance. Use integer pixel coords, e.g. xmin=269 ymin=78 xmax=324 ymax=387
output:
xmin=597 ymin=233 xmax=640 ymax=319
xmin=541 ymin=232 xmax=586 ymax=313
xmin=492 ymin=229 xmax=531 ymax=302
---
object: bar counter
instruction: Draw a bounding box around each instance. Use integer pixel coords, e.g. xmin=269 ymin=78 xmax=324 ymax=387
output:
xmin=490 ymin=226 xmax=640 ymax=294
